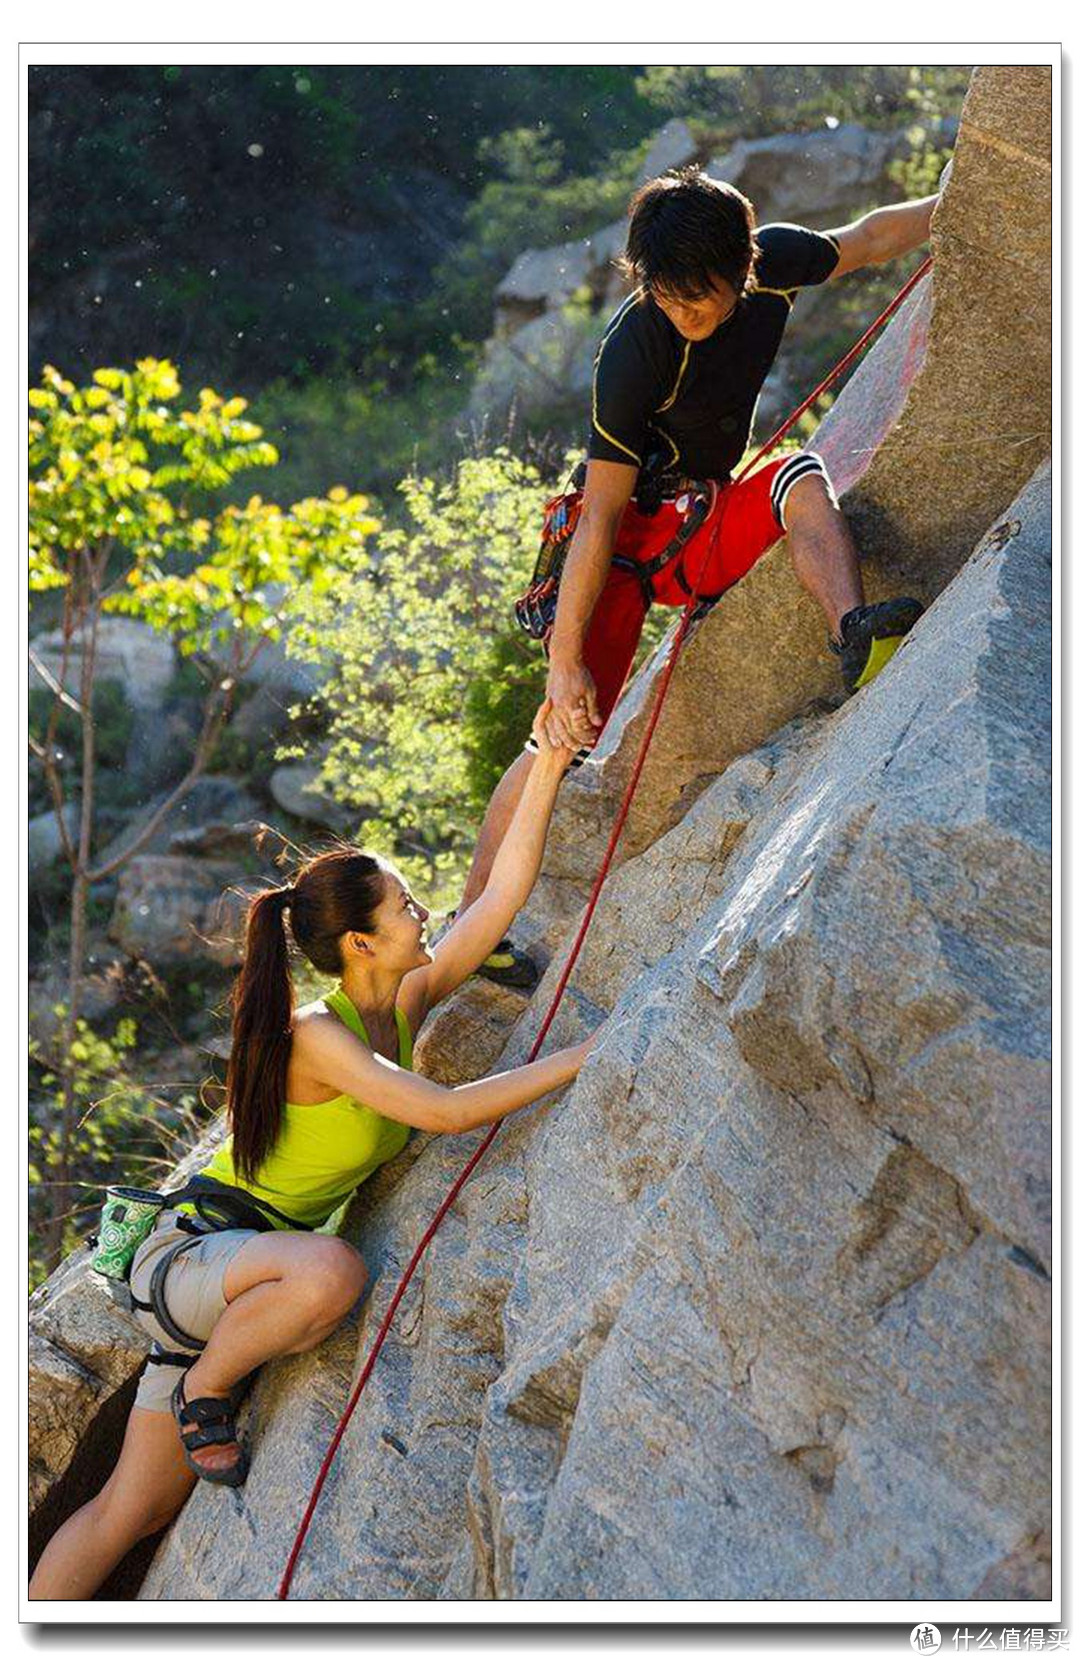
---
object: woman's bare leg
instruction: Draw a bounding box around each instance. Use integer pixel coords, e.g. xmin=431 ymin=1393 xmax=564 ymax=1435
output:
xmin=31 ymin=1231 xmax=370 ymax=1594
xmin=28 ymin=1406 xmax=195 ymax=1601
xmin=178 ymin=1233 xmax=366 ymax=1475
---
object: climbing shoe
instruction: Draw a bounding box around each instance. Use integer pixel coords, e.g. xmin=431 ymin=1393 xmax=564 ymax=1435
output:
xmin=440 ymin=911 xmax=540 ymax=992
xmin=830 ymin=597 xmax=924 ymax=693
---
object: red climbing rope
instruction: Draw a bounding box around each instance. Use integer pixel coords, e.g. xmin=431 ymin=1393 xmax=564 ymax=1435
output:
xmin=277 ymin=254 xmax=933 ymax=1599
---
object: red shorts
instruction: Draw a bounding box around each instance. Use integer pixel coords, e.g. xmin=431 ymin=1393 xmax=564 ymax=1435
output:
xmin=526 ymin=450 xmax=833 ymax=766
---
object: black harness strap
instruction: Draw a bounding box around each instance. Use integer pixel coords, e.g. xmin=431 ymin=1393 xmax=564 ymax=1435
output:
xmin=129 ymin=1179 xmax=311 ymax=1354
xmin=143 ymin=1346 xmax=203 ymax=1372
xmin=146 ymin=1234 xmax=213 ymax=1351
xmin=164 ymin=1175 xmax=311 ymax=1235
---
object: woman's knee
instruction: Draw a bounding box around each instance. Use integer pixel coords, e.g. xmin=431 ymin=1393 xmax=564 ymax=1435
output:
xmin=293 ymin=1239 xmax=367 ymax=1321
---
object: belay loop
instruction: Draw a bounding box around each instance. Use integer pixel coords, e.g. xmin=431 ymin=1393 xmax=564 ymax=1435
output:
xmin=277 ymin=254 xmax=933 ymax=1599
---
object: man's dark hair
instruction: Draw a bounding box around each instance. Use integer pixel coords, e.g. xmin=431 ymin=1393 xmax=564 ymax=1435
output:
xmin=618 ymin=165 xmax=759 ymax=300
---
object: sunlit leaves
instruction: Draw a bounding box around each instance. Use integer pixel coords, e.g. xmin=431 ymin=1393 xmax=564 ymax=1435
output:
xmin=28 ymin=357 xmax=379 ymax=652
xmin=287 ymin=447 xmax=554 ymax=885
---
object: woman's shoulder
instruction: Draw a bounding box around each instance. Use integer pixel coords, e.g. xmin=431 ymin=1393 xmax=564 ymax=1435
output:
xmin=286 ymin=1003 xmax=358 ymax=1107
xmin=289 ymin=1000 xmax=355 ymax=1069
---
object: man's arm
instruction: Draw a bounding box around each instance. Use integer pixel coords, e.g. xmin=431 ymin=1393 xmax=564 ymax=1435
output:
xmin=826 ymin=193 xmax=938 ymax=279
xmin=544 ymin=458 xmax=638 ymax=751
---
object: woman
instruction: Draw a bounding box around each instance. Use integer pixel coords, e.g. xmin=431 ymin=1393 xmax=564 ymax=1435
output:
xmin=30 ymin=705 xmax=590 ymax=1600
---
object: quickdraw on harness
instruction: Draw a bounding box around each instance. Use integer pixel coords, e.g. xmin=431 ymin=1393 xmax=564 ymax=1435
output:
xmin=514 ymin=460 xmax=720 ymax=646
xmin=90 ymin=1176 xmax=310 ymax=1373
xmin=276 ymin=255 xmax=933 ymax=1599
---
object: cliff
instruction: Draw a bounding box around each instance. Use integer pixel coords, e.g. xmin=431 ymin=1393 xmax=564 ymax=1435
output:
xmin=28 ymin=65 xmax=1052 ymax=1604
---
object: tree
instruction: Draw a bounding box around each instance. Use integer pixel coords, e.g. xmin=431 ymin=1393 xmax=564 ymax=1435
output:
xmin=28 ymin=357 xmax=378 ymax=1268
xmin=286 ymin=449 xmax=551 ymax=896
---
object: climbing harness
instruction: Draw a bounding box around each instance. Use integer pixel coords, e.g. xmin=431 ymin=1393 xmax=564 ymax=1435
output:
xmin=90 ymin=1176 xmax=311 ymax=1363
xmin=278 ymin=255 xmax=933 ymax=1598
xmin=515 ymin=463 xmax=719 ymax=645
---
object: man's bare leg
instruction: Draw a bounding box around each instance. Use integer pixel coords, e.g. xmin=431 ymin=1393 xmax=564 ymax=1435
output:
xmin=782 ymin=473 xmax=864 ymax=637
xmin=457 ymin=748 xmax=535 ymax=914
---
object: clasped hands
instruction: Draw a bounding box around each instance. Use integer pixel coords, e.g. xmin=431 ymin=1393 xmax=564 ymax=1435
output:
xmin=537 ymin=659 xmax=603 ymax=753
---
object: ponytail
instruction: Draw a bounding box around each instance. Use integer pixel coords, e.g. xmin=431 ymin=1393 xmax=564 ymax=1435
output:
xmin=227 ymin=885 xmax=295 ymax=1185
xmin=224 ymin=849 xmax=385 ymax=1187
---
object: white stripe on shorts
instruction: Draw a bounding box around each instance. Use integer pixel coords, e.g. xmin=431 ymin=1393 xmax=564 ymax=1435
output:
xmin=770 ymin=450 xmax=836 ymax=529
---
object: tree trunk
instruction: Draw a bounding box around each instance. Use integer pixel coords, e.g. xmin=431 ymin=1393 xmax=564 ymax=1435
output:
xmin=43 ymin=557 xmax=101 ymax=1273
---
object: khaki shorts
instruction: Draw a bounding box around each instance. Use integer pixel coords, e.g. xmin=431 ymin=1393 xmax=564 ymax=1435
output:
xmin=129 ymin=1210 xmax=257 ymax=1414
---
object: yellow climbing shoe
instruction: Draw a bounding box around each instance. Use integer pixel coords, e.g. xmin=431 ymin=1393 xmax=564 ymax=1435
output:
xmin=831 ymin=598 xmax=924 ymax=693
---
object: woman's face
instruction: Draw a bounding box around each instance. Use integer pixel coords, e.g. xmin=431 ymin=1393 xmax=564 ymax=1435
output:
xmin=372 ymin=868 xmax=432 ymax=971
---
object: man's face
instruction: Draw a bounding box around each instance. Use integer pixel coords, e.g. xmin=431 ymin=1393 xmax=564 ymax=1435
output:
xmin=648 ymin=276 xmax=740 ymax=341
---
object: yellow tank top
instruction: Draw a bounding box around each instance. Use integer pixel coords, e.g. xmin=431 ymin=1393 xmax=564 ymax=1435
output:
xmin=191 ymin=987 xmax=413 ymax=1230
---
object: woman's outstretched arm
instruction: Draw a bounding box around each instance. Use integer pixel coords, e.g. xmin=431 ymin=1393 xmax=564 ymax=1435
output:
xmin=407 ymin=702 xmax=575 ymax=1014
xmin=298 ymin=1011 xmax=590 ymax=1135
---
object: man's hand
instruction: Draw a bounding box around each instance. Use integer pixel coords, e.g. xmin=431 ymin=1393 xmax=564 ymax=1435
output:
xmin=529 ymin=697 xmax=585 ymax=771
xmin=544 ymin=658 xmax=602 ymax=752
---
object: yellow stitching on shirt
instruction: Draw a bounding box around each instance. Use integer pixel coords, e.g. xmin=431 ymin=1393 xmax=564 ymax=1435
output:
xmin=657 ymin=339 xmax=692 ymax=413
xmin=753 ymin=285 xmax=796 ymax=303
xmin=592 ymin=289 xmax=645 ymax=465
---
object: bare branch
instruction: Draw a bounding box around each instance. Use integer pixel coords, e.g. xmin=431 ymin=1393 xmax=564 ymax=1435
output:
xmin=28 ymin=647 xmax=83 ymax=717
xmin=86 ymin=678 xmax=237 ymax=882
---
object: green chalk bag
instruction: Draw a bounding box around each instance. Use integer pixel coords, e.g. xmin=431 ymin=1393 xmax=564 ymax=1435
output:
xmin=90 ymin=1186 xmax=167 ymax=1280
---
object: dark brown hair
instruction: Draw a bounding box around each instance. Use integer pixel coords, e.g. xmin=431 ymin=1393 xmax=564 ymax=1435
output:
xmin=618 ymin=164 xmax=759 ymax=301
xmin=226 ymin=847 xmax=385 ymax=1184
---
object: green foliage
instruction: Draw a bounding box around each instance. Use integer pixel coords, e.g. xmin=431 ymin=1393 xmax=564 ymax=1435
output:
xmin=28 ymin=357 xmax=380 ymax=659
xmin=463 ymin=629 xmax=549 ymax=809
xmin=888 ymin=135 xmax=950 ymax=200
xmin=28 ymin=1010 xmax=180 ymax=1287
xmin=636 ymin=64 xmax=969 ymax=141
xmin=241 ymin=359 xmax=476 ymax=506
xmin=287 ymin=448 xmax=550 ymax=885
xmin=30 ymin=66 xmax=658 ymax=390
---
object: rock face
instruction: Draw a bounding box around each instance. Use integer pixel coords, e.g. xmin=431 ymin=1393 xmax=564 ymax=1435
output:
xmin=28 ymin=68 xmax=1052 ymax=1606
xmin=533 ymin=64 xmax=1051 ymax=913
xmin=133 ymin=457 xmax=1050 ymax=1604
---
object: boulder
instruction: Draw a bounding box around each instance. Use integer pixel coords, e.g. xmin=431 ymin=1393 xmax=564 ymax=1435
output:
xmin=636 ymin=117 xmax=698 ymax=185
xmin=707 ymin=122 xmax=903 ymax=222
xmin=29 ymin=617 xmax=175 ymax=713
xmin=136 ymin=457 xmax=1050 ymax=1602
xmin=27 ymin=802 xmax=78 ymax=879
xmin=108 ymin=853 xmax=249 ymax=968
xmin=495 ymin=240 xmax=592 ymax=317
xmin=267 ymin=762 xmax=358 ymax=832
xmin=93 ymin=774 xmax=261 ymax=871
xmin=28 ymin=946 xmax=125 ymax=1055
xmin=468 ymin=307 xmax=598 ymax=425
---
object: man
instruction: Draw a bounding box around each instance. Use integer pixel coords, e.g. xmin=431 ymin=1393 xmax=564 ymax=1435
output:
xmin=461 ymin=164 xmax=939 ymax=988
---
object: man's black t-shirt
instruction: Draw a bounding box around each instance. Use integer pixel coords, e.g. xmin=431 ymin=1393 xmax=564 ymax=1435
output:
xmin=588 ymin=222 xmax=841 ymax=482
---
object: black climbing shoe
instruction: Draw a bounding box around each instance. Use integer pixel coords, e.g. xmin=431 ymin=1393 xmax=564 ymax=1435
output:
xmin=477 ymin=937 xmax=540 ymax=991
xmin=830 ymin=597 xmax=924 ymax=693
xmin=439 ymin=912 xmax=540 ymax=992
